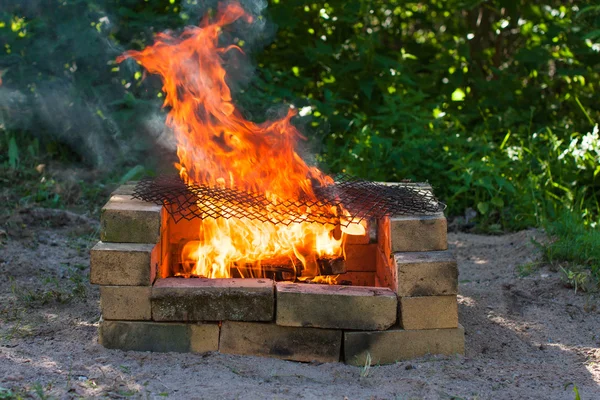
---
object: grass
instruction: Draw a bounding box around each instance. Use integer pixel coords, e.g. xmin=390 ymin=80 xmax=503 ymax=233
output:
xmin=540 ymin=211 xmax=600 ymax=292
xmin=9 ymin=264 xmax=88 ymax=308
xmin=0 ymin=383 xmax=53 ymax=400
xmin=516 ymin=261 xmax=543 ymax=278
xmin=360 ymin=352 xmax=372 ymax=378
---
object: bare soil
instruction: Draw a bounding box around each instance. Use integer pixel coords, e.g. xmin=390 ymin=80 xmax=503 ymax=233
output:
xmin=1 ymin=209 xmax=599 ymax=399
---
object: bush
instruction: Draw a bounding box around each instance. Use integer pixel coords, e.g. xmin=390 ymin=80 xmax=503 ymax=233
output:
xmin=1 ymin=0 xmax=599 ymax=230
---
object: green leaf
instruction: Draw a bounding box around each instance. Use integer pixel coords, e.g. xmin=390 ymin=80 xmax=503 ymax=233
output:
xmin=477 ymin=202 xmax=490 ymax=215
xmin=8 ymin=136 xmax=19 ymax=169
xmin=583 ymin=30 xmax=600 ymax=40
xmin=359 ymin=80 xmax=374 ymax=100
xmin=576 ymin=5 xmax=600 ymax=19
xmin=451 ymin=88 xmax=466 ymax=101
xmin=491 ymin=197 xmax=505 ymax=208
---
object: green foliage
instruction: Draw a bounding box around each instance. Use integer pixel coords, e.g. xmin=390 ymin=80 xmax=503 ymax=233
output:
xmin=541 ymin=210 xmax=600 ymax=291
xmin=246 ymin=0 xmax=600 ymax=229
xmin=0 ymin=0 xmax=599 ymax=231
xmin=0 ymin=0 xmax=186 ymax=168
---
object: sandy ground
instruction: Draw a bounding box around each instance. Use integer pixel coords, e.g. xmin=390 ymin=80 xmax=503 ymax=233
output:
xmin=0 ymin=208 xmax=599 ymax=399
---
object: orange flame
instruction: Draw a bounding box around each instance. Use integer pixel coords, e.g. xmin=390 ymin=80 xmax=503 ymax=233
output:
xmin=118 ymin=2 xmax=363 ymax=280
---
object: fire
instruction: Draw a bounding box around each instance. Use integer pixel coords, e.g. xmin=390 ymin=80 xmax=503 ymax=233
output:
xmin=118 ymin=2 xmax=363 ymax=280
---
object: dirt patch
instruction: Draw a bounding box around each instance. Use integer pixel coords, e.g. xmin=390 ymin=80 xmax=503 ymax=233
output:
xmin=1 ymin=213 xmax=599 ymax=399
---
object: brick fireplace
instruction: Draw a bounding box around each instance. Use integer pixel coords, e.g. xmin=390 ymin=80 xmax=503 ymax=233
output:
xmin=90 ymin=183 xmax=464 ymax=365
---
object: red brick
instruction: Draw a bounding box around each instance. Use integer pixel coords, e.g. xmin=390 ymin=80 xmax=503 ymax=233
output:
xmin=344 ymin=243 xmax=377 ymax=272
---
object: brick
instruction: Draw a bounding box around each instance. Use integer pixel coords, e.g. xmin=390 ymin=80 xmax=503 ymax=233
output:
xmin=99 ymin=319 xmax=219 ymax=353
xmin=100 ymin=286 xmax=151 ymax=320
xmin=100 ymin=195 xmax=162 ymax=243
xmin=390 ymin=214 xmax=448 ymax=252
xmin=190 ymin=324 xmax=221 ymax=353
xmin=111 ymin=183 xmax=136 ymax=196
xmin=344 ymin=243 xmax=377 ymax=272
xmin=378 ymin=216 xmax=391 ymax=260
xmin=375 ymin=247 xmax=396 ymax=291
xmin=276 ymin=283 xmax=396 ymax=330
xmin=400 ymin=295 xmax=458 ymax=330
xmin=158 ymin=208 xmax=171 ymax=279
xmin=344 ymin=325 xmax=465 ymax=366
xmin=151 ymin=278 xmax=274 ymax=322
xmin=90 ymin=242 xmax=156 ymax=286
xmin=336 ymin=272 xmax=375 ymax=287
xmin=394 ymin=251 xmax=458 ymax=296
xmin=166 ymin=213 xmax=201 ymax=243
xmin=220 ymin=321 xmax=341 ymax=363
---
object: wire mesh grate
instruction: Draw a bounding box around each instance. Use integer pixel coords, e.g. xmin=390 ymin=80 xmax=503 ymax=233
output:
xmin=132 ymin=174 xmax=445 ymax=226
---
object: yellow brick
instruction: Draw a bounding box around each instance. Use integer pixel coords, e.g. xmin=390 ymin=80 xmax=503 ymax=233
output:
xmin=344 ymin=325 xmax=465 ymax=366
xmin=99 ymin=319 xmax=219 ymax=353
xmin=151 ymin=278 xmax=274 ymax=322
xmin=100 ymin=195 xmax=161 ymax=243
xmin=400 ymin=295 xmax=458 ymax=330
xmin=276 ymin=283 xmax=397 ymax=330
xmin=220 ymin=321 xmax=341 ymax=363
xmin=189 ymin=324 xmax=221 ymax=353
xmin=395 ymin=251 xmax=457 ymax=296
xmin=100 ymin=286 xmax=151 ymax=320
xmin=90 ymin=241 xmax=156 ymax=286
xmin=390 ymin=214 xmax=447 ymax=252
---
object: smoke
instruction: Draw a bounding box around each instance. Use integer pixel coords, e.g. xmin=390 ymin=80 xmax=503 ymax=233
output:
xmin=0 ymin=0 xmax=171 ymax=169
xmin=0 ymin=0 xmax=282 ymax=170
xmin=178 ymin=0 xmax=275 ymax=99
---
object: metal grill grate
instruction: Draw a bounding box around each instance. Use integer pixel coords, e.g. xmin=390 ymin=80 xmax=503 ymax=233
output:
xmin=132 ymin=175 xmax=445 ymax=226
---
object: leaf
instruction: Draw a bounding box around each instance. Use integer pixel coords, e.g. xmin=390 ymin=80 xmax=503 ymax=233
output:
xmin=584 ymin=30 xmax=600 ymax=40
xmin=451 ymin=88 xmax=466 ymax=101
xmin=491 ymin=197 xmax=505 ymax=208
xmin=359 ymin=80 xmax=374 ymax=100
xmin=576 ymin=5 xmax=600 ymax=19
xmin=477 ymin=202 xmax=490 ymax=215
xmin=8 ymin=136 xmax=19 ymax=169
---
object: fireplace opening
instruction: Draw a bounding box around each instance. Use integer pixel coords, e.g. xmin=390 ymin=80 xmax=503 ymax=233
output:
xmin=159 ymin=206 xmax=354 ymax=283
xmin=138 ymin=175 xmax=442 ymax=287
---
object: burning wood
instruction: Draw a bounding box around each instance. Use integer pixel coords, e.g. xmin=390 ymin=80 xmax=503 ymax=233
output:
xmin=171 ymin=251 xmax=347 ymax=281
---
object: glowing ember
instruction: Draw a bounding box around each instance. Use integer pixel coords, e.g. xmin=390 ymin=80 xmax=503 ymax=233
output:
xmin=118 ymin=2 xmax=364 ymax=280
